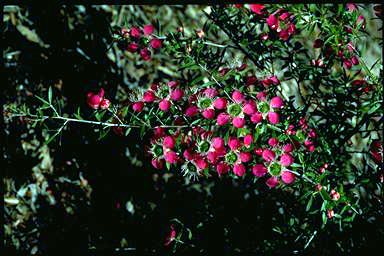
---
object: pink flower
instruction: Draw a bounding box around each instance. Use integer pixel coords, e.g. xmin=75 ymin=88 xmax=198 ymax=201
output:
xmin=143 ymin=90 xmax=156 ymax=102
xmin=100 ymin=99 xmax=110 ymax=110
xmin=236 ymin=63 xmax=247 ymax=71
xmin=282 ymin=144 xmax=294 ymax=153
xmin=249 ymin=4 xmax=265 ymax=14
xmin=183 ymin=149 xmax=194 ymax=161
xmin=346 ymin=3 xmax=358 ymax=12
xmin=159 ymin=99 xmax=171 ymax=111
xmin=216 ymin=162 xmax=229 ymax=176
xmin=327 ymin=209 xmax=334 ymax=219
xmin=217 ymin=112 xmax=231 ymax=125
xmin=203 ymin=88 xmax=218 ymax=98
xmin=243 ymin=134 xmax=253 ymax=147
xmin=150 ymin=38 xmax=162 ymax=49
xmin=143 ymin=24 xmax=155 ymax=36
xmin=232 ymin=90 xmax=245 ymax=103
xmin=279 ymin=12 xmax=290 ymax=20
xmin=315 ymin=184 xmax=323 ymax=191
xmin=252 ymin=164 xmax=268 ymax=177
xmin=233 ymin=164 xmax=246 ymax=176
xmin=343 ymin=59 xmax=352 ymax=69
xmin=308 ymin=129 xmax=317 ymax=138
xmin=140 ymin=48 xmax=151 ymax=61
xmin=168 ymin=81 xmax=179 ymax=88
xmin=262 ymin=149 xmax=275 ymax=162
xmin=269 ymin=76 xmax=280 ymax=85
xmin=233 ymin=117 xmax=246 ymax=128
xmin=308 ymin=145 xmax=315 ymax=152
xmin=87 ymin=94 xmax=102 ymax=109
xmin=132 ymin=101 xmax=144 ymax=112
xmin=280 ymin=153 xmax=294 ymax=167
xmin=207 ymin=151 xmax=218 ymax=164
xmin=228 ymin=137 xmax=242 ymax=151
xmin=185 ymin=106 xmax=199 ymax=117
xmin=154 ymin=127 xmax=165 ymax=138
xmin=268 ymin=112 xmax=279 ymax=124
xmin=250 ymin=112 xmax=263 ymax=123
xmin=243 ymin=102 xmax=257 ymax=115
xmin=127 ymin=42 xmax=139 ymax=52
xmin=356 ymin=15 xmax=366 ymax=29
xmin=279 ymin=30 xmax=290 ymax=41
xmin=170 ymin=89 xmax=184 ymax=101
xmin=151 ymin=158 xmax=163 ymax=169
xmin=246 ymin=75 xmax=258 ymax=86
xmin=270 ymin=96 xmax=284 ymax=108
xmin=287 ymin=24 xmax=296 ymax=34
xmin=130 ymin=26 xmax=141 ymax=38
xmin=256 ymin=91 xmax=267 ymax=101
xmin=212 ymin=137 xmax=225 ymax=149
xmin=254 ymin=148 xmax=263 ymax=155
xmin=267 ymin=14 xmax=279 ymax=30
xmin=281 ymin=171 xmax=295 ymax=184
xmin=266 ymin=176 xmax=279 ymax=188
xmin=268 ymin=138 xmax=279 ymax=147
xmin=239 ymin=152 xmax=252 ymax=163
xmin=196 ymin=158 xmax=208 ymax=170
xmin=351 ymin=56 xmax=359 ymax=65
xmin=202 ymin=108 xmax=215 ymax=119
xmin=164 ymin=151 xmax=179 ymax=164
xmin=163 ymin=136 xmax=175 ymax=149
xmin=213 ymin=98 xmax=227 ymax=110
xmin=164 ymin=224 xmax=176 ymax=246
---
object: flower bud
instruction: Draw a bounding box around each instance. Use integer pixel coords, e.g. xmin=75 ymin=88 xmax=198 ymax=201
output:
xmin=213 ymin=98 xmax=227 ymax=110
xmin=252 ymin=164 xmax=268 ymax=177
xmin=217 ymin=112 xmax=231 ymax=125
xmin=268 ymin=112 xmax=279 ymax=124
xmin=132 ymin=101 xmax=144 ymax=112
xmin=266 ymin=176 xmax=279 ymax=188
xmin=233 ymin=164 xmax=246 ymax=176
xmin=159 ymin=99 xmax=171 ymax=111
xmin=150 ymin=38 xmax=162 ymax=49
xmin=281 ymin=171 xmax=295 ymax=184
xmin=143 ymin=24 xmax=155 ymax=36
xmin=233 ymin=117 xmax=246 ymax=128
xmin=202 ymin=108 xmax=215 ymax=119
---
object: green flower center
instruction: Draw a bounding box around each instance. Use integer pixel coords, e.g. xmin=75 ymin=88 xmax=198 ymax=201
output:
xmin=153 ymin=145 xmax=163 ymax=156
xmin=187 ymin=162 xmax=197 ymax=172
xmin=199 ymin=141 xmax=210 ymax=152
xmin=227 ymin=103 xmax=242 ymax=117
xmin=198 ymin=98 xmax=213 ymax=109
xmin=225 ymin=152 xmax=238 ymax=164
xmin=269 ymin=162 xmax=282 ymax=176
xmin=258 ymin=102 xmax=270 ymax=113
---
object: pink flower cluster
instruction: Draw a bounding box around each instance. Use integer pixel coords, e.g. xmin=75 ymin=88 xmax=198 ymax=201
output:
xmin=121 ymin=24 xmax=163 ymax=61
xmin=266 ymin=10 xmax=296 ymax=41
xmin=86 ymin=88 xmax=110 ymax=110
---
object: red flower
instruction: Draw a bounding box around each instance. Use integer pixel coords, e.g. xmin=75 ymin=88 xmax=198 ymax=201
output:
xmin=279 ymin=30 xmax=290 ymax=41
xmin=140 ymin=48 xmax=151 ymax=61
xmin=132 ymin=101 xmax=144 ymax=112
xmin=351 ymin=56 xmax=359 ymax=65
xmin=270 ymin=96 xmax=284 ymax=108
xmin=202 ymin=108 xmax=215 ymax=119
xmin=100 ymin=99 xmax=110 ymax=110
xmin=216 ymin=162 xmax=229 ymax=176
xmin=252 ymin=164 xmax=268 ymax=177
xmin=150 ymin=38 xmax=162 ymax=49
xmin=268 ymin=112 xmax=279 ymax=124
xmin=212 ymin=137 xmax=225 ymax=149
xmin=151 ymin=158 xmax=163 ymax=169
xmin=164 ymin=151 xmax=179 ymax=164
xmin=130 ymin=26 xmax=142 ymax=38
xmin=243 ymin=101 xmax=257 ymax=115
xmin=243 ymin=134 xmax=253 ymax=147
xmin=250 ymin=112 xmax=263 ymax=125
xmin=232 ymin=90 xmax=245 ymax=103
xmin=228 ymin=137 xmax=242 ymax=151
xmin=282 ymin=144 xmax=294 ymax=153
xmin=196 ymin=158 xmax=209 ymax=170
xmin=239 ymin=152 xmax=252 ymax=163
xmin=163 ymin=136 xmax=175 ymax=149
xmin=127 ymin=42 xmax=139 ymax=53
xmin=266 ymin=176 xmax=279 ymax=188
xmin=280 ymin=153 xmax=294 ymax=167
xmin=233 ymin=163 xmax=246 ymax=176
xmin=164 ymin=224 xmax=177 ymax=246
xmin=159 ymin=99 xmax=171 ymax=111
xmin=213 ymin=98 xmax=227 ymax=110
xmin=249 ymin=4 xmax=265 ymax=14
xmin=170 ymin=89 xmax=184 ymax=101
xmin=281 ymin=171 xmax=295 ymax=184
xmin=143 ymin=24 xmax=155 ymax=36
xmin=217 ymin=112 xmax=231 ymax=125
xmin=203 ymin=88 xmax=218 ymax=98
xmin=267 ymin=14 xmax=279 ymax=30
xmin=268 ymin=138 xmax=279 ymax=148
xmin=262 ymin=149 xmax=275 ymax=162
xmin=233 ymin=117 xmax=246 ymax=128
xmin=143 ymin=90 xmax=156 ymax=102
xmin=87 ymin=94 xmax=102 ymax=109
xmin=185 ymin=106 xmax=199 ymax=117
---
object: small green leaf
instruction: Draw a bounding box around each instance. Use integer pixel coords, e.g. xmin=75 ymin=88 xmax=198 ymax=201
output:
xmin=306 ymin=196 xmax=313 ymax=211
xmin=125 ymin=127 xmax=131 ymax=136
xmin=48 ymin=86 xmax=52 ymax=104
xmin=322 ymin=211 xmax=327 ymax=227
